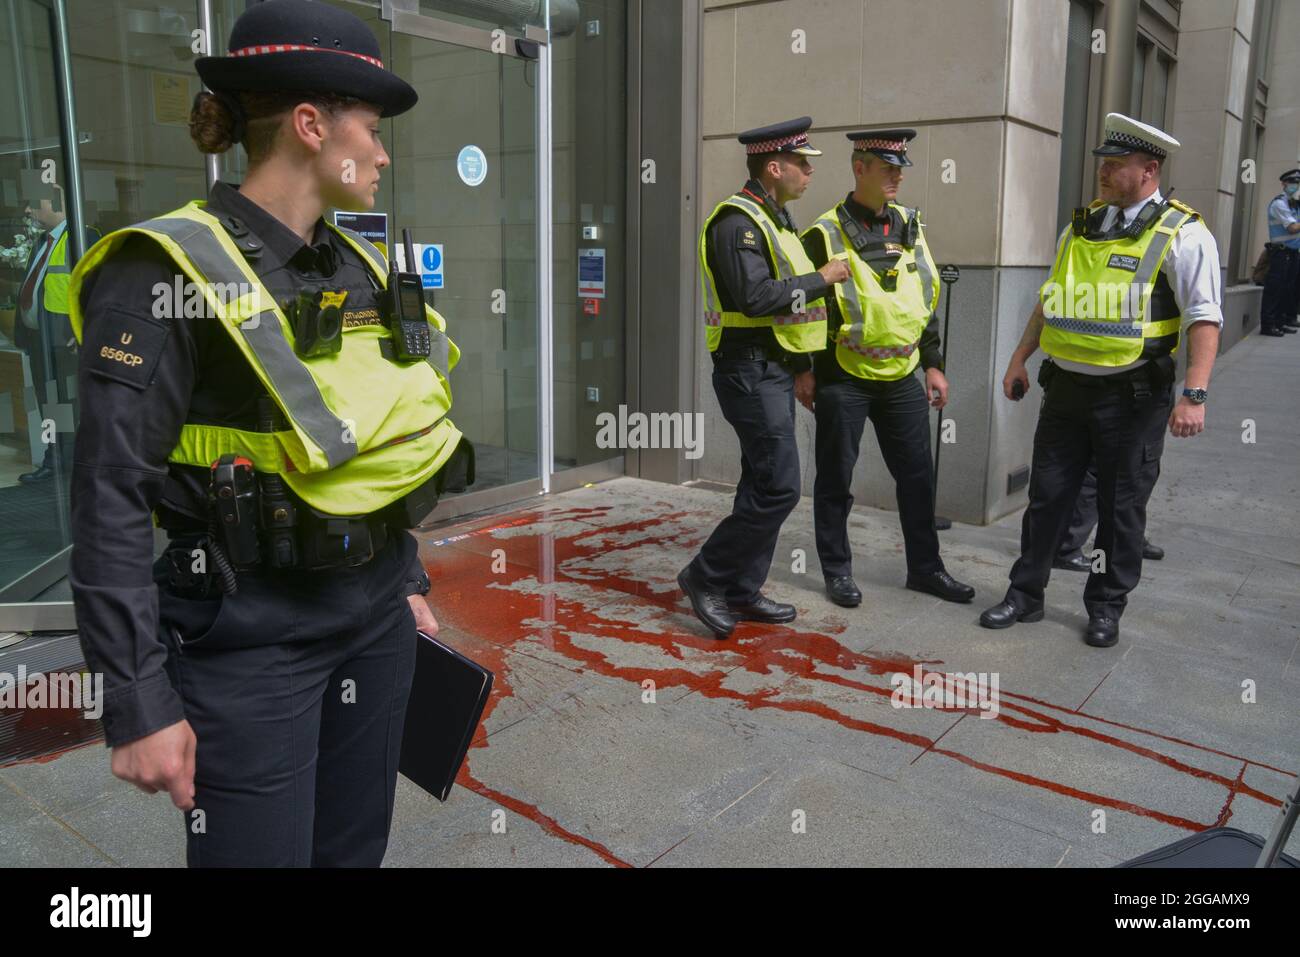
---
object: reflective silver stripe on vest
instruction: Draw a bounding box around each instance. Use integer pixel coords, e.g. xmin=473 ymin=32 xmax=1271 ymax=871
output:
xmin=838 ymin=338 xmax=920 ymax=360
xmin=727 ymin=195 xmax=799 ymax=276
xmin=907 ymin=213 xmax=936 ymax=307
xmin=329 ymin=223 xmax=453 ymax=377
xmin=819 ymin=215 xmax=867 ymax=339
xmin=772 ymin=306 xmax=828 ymax=325
xmin=1042 ymin=315 xmax=1144 ymax=338
xmin=1045 ymin=207 xmax=1192 ymax=339
xmin=140 ymin=216 xmax=358 ymax=468
xmin=1133 ymin=208 xmax=1190 ymax=292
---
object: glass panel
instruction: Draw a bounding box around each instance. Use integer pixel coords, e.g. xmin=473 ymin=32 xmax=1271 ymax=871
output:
xmin=387 ymin=15 xmax=541 ymax=493
xmin=552 ymin=0 xmax=625 ymax=473
xmin=1131 ymin=39 xmax=1148 ymax=120
xmin=0 ymin=0 xmax=76 ymax=595
xmin=1150 ymin=53 xmax=1170 ymax=130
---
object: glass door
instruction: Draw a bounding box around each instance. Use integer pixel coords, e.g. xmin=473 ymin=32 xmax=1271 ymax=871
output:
xmin=362 ymin=0 xmax=546 ymax=516
xmin=0 ymin=0 xmax=80 ymax=603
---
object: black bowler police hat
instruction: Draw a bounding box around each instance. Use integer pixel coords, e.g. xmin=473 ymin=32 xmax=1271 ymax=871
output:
xmin=196 ymin=0 xmax=418 ymax=117
xmin=738 ymin=117 xmax=822 ymax=157
xmin=848 ymin=129 xmax=916 ymax=167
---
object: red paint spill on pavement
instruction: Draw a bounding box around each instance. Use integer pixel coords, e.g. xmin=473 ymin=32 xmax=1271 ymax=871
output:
xmin=417 ymin=500 xmax=1296 ymax=863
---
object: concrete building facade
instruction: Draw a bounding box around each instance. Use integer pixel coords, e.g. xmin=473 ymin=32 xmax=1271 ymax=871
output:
xmin=666 ymin=0 xmax=1294 ymax=524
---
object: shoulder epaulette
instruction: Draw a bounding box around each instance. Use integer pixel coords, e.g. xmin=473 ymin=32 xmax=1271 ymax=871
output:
xmin=1168 ymin=197 xmax=1199 ymax=219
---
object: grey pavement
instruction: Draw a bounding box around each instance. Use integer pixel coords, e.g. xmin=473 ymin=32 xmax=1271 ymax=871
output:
xmin=3 ymin=331 xmax=1297 ymax=867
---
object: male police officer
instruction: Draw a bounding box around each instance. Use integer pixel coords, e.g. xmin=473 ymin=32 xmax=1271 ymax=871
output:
xmin=12 ymin=190 xmax=98 ymax=482
xmin=981 ymin=114 xmax=1222 ymax=648
xmin=802 ymin=131 xmax=974 ymax=608
xmin=1261 ymin=169 xmax=1300 ymax=337
xmin=678 ymin=118 xmax=850 ymax=638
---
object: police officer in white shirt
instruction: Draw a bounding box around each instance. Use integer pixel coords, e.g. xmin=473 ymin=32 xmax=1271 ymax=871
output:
xmin=1261 ymin=168 xmax=1300 ymax=336
xmin=981 ymin=114 xmax=1223 ymax=648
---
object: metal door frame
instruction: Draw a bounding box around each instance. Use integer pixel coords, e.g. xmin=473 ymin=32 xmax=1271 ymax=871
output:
xmin=377 ymin=0 xmax=558 ymax=521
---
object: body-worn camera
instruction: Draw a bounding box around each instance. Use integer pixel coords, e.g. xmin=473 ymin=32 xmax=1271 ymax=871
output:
xmin=286 ymin=289 xmax=344 ymax=358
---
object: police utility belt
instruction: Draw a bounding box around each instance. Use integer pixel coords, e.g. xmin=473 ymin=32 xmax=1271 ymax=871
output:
xmin=198 ymin=418 xmax=472 ymax=577
xmin=168 ymin=401 xmax=473 ymax=597
xmin=1038 ymin=354 xmax=1176 ymax=400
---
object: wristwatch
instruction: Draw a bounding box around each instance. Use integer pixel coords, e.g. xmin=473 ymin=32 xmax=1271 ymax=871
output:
xmin=403 ymin=568 xmax=432 ymax=598
xmin=1182 ymin=388 xmax=1208 ymax=404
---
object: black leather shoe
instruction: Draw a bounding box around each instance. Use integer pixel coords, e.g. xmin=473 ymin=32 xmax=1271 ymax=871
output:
xmin=1053 ymin=554 xmax=1092 ymax=573
xmin=906 ymin=569 xmax=975 ymax=603
xmin=1285 ymin=327 xmax=1299 ymax=334
xmin=825 ymin=576 xmax=862 ymax=608
xmin=18 ymin=465 xmax=55 ymax=484
xmin=979 ymin=599 xmax=1045 ymax=629
xmin=677 ymin=567 xmax=736 ymax=639
xmin=1284 ymin=320 xmax=1300 ymax=330
xmin=1261 ymin=326 xmax=1286 ymax=337
xmin=728 ymin=593 xmax=796 ymax=624
xmin=1142 ymin=540 xmax=1164 ymax=561
xmin=1084 ymin=616 xmax=1119 ymax=648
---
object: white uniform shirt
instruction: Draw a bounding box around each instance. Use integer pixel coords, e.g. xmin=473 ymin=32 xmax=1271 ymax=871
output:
xmin=1049 ymin=190 xmax=1223 ymax=375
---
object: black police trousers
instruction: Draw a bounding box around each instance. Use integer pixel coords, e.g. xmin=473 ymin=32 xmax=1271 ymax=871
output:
xmin=1007 ymin=362 xmax=1172 ymax=620
xmin=691 ymin=357 xmax=801 ymax=604
xmin=813 ymin=372 xmax=942 ymax=579
xmin=156 ymin=529 xmax=419 ymax=867
xmin=1261 ymin=246 xmax=1299 ymax=331
xmin=1057 ymin=464 xmax=1101 ymax=560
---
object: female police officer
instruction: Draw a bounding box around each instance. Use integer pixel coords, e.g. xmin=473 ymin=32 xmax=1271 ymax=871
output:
xmin=67 ymin=0 xmax=470 ymax=867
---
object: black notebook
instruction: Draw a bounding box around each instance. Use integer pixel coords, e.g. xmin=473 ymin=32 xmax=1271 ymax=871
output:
xmin=399 ymin=631 xmax=494 ymax=802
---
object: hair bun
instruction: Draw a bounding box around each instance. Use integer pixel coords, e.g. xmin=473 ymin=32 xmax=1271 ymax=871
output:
xmin=189 ymin=90 xmax=238 ymax=154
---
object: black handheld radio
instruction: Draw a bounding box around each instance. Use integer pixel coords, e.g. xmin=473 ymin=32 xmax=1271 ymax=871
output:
xmin=386 ymin=228 xmax=432 ymax=361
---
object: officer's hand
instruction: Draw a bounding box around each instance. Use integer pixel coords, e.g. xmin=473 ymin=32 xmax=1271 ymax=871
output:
xmin=925 ymin=368 xmax=950 ymax=410
xmin=794 ymin=370 xmax=816 ymax=412
xmin=1003 ymin=360 xmax=1030 ymax=401
xmin=111 ymin=720 xmax=197 ymax=811
xmin=818 ymin=259 xmax=851 ymax=285
xmin=408 ymin=594 xmax=439 ymax=638
xmin=1168 ymin=396 xmax=1205 ymax=438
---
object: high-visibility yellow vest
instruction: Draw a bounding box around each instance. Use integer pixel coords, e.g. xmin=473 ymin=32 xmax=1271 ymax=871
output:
xmin=805 ymin=201 xmax=939 ymax=380
xmin=41 ymin=228 xmax=72 ymax=316
xmin=699 ymin=191 xmax=827 ymax=353
xmin=1040 ymin=199 xmax=1196 ymax=367
xmin=69 ymin=201 xmax=463 ymax=517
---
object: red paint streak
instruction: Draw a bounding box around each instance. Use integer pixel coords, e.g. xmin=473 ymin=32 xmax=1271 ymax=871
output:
xmin=1 ymin=673 xmax=104 ymax=768
xmin=417 ymin=504 xmax=1297 ymax=863
xmin=931 ymin=747 xmax=1206 ymax=831
xmin=1000 ymin=688 xmax=1294 ymax=777
xmin=459 ymin=771 xmax=632 ymax=868
xmin=1213 ymin=764 xmax=1247 ymax=827
xmin=987 ymin=699 xmax=1283 ymax=807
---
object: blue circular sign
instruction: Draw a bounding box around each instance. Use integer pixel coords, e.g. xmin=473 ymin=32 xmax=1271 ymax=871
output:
xmin=457 ymin=145 xmax=488 ymax=187
xmin=422 ymin=245 xmax=442 ymax=271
